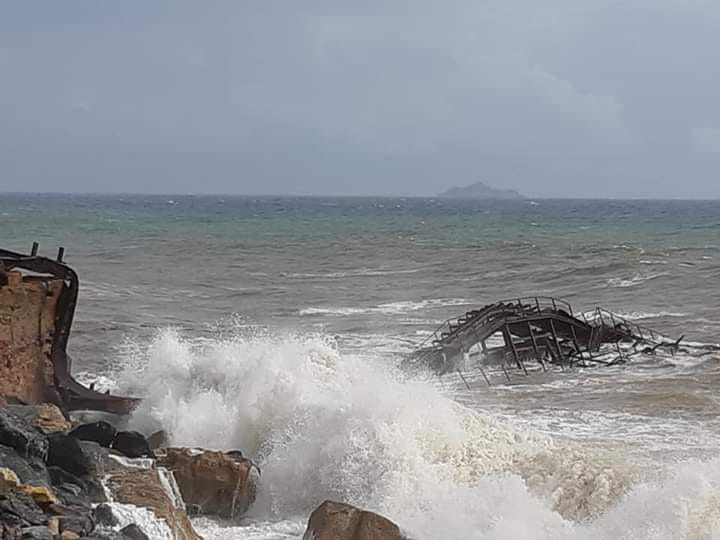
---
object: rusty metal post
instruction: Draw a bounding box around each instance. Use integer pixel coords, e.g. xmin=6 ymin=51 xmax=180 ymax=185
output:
xmin=549 ymin=319 xmax=566 ymax=368
xmin=503 ymin=326 xmax=527 ymax=375
xmin=527 ymin=321 xmax=545 ymax=370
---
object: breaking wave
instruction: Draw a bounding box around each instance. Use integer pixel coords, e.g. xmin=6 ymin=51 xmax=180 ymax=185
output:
xmin=299 ymin=298 xmax=471 ymax=316
xmin=115 ymin=329 xmax=720 ymax=539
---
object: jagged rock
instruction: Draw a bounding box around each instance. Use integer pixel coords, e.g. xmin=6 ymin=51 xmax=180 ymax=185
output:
xmin=119 ymin=524 xmax=149 ymax=540
xmin=111 ymin=431 xmax=153 ymax=459
xmin=1 ymin=466 xmax=57 ymax=505
xmin=105 ymin=464 xmax=200 ymax=540
xmin=0 ymin=444 xmax=50 ymax=489
xmin=46 ymin=436 xmax=106 ymax=502
xmin=6 ymin=404 xmax=71 ymax=435
xmin=146 ymin=430 xmax=167 ymax=451
xmin=47 ymin=434 xmax=93 ymax=477
xmin=303 ymin=500 xmax=404 ymax=540
xmin=91 ymin=504 xmax=118 ymax=528
xmin=0 ymin=490 xmax=47 ymax=527
xmin=0 ymin=407 xmax=48 ymax=459
xmin=155 ymin=447 xmax=256 ymax=518
xmin=19 ymin=526 xmax=53 ymax=540
xmin=69 ymin=422 xmax=117 ymax=448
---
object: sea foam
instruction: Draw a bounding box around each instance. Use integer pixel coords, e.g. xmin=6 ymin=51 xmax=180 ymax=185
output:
xmin=115 ymin=328 xmax=720 ymax=539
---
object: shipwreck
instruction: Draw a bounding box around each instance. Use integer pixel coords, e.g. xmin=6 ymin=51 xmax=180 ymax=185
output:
xmin=404 ymin=296 xmax=685 ymax=384
xmin=0 ymin=244 xmax=138 ymax=415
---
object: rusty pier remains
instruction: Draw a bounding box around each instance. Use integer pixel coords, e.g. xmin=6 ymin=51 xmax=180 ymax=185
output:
xmin=405 ymin=296 xmax=682 ymax=383
xmin=0 ymin=244 xmax=139 ymax=415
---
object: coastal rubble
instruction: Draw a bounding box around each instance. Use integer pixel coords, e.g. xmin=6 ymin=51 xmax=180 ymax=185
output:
xmin=302 ymin=500 xmax=407 ymax=540
xmin=0 ymin=405 xmax=206 ymax=540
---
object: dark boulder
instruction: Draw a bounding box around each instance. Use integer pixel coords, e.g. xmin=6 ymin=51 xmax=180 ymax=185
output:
xmin=119 ymin=524 xmax=149 ymax=540
xmin=0 ymin=408 xmax=48 ymax=459
xmin=69 ymin=422 xmax=117 ymax=448
xmin=47 ymin=434 xmax=92 ymax=477
xmin=111 ymin=431 xmax=154 ymax=459
xmin=92 ymin=504 xmax=118 ymax=528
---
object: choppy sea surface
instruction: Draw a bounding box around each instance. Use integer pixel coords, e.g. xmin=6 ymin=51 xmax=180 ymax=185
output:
xmin=2 ymin=194 xmax=720 ymax=539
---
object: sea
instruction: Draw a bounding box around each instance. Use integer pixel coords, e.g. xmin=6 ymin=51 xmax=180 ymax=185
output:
xmin=2 ymin=194 xmax=720 ymax=540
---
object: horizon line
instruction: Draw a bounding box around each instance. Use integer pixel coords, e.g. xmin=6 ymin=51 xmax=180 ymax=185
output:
xmin=1 ymin=191 xmax=719 ymax=202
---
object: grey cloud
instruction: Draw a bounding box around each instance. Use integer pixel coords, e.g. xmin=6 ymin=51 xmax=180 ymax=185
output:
xmin=0 ymin=1 xmax=718 ymax=197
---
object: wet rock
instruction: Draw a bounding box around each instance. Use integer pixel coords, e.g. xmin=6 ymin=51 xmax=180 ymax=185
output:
xmin=302 ymin=500 xmax=405 ymax=540
xmin=69 ymin=422 xmax=117 ymax=448
xmin=0 ymin=407 xmax=48 ymax=459
xmin=146 ymin=430 xmax=167 ymax=451
xmin=6 ymin=404 xmax=71 ymax=435
xmin=111 ymin=431 xmax=153 ymax=459
xmin=0 ymin=490 xmax=47 ymax=528
xmin=19 ymin=526 xmax=53 ymax=540
xmin=1 ymin=466 xmax=57 ymax=505
xmin=0 ymin=444 xmax=50 ymax=489
xmin=47 ymin=434 xmax=93 ymax=477
xmin=46 ymin=436 xmax=106 ymax=502
xmin=91 ymin=504 xmax=118 ymax=528
xmin=156 ymin=447 xmax=257 ymax=518
xmin=105 ymin=465 xmax=200 ymax=540
xmin=119 ymin=524 xmax=149 ymax=540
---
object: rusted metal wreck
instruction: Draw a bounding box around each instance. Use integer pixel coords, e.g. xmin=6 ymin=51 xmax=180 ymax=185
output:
xmin=0 ymin=244 xmax=138 ymax=414
xmin=405 ymin=296 xmax=684 ymax=384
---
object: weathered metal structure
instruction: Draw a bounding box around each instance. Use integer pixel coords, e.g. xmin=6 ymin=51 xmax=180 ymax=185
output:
xmin=405 ymin=297 xmax=683 ymax=383
xmin=0 ymin=244 xmax=139 ymax=414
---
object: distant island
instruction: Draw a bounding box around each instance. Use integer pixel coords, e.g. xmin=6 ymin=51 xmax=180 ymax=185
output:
xmin=438 ymin=181 xmax=525 ymax=200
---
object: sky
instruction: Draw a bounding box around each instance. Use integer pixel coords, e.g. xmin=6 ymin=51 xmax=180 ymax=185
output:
xmin=1 ymin=1 xmax=719 ymax=198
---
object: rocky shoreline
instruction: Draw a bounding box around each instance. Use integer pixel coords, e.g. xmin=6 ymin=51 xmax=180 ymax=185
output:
xmin=1 ymin=401 xmax=407 ymax=540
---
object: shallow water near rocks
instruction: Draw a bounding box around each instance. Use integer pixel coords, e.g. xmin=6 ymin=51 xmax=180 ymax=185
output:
xmin=3 ymin=195 xmax=720 ymax=539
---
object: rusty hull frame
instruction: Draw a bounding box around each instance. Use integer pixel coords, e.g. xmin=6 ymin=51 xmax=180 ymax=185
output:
xmin=0 ymin=246 xmax=139 ymax=415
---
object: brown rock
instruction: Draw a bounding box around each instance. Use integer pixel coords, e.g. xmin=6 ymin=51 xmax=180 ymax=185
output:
xmin=303 ymin=501 xmax=405 ymax=540
xmin=59 ymin=532 xmax=79 ymax=540
xmin=31 ymin=404 xmax=71 ymax=434
xmin=105 ymin=465 xmax=200 ymax=540
xmin=155 ymin=448 xmax=256 ymax=519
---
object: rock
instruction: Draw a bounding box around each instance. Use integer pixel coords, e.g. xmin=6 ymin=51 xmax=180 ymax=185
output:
xmin=46 ymin=436 xmax=106 ymax=502
xmin=111 ymin=431 xmax=153 ymax=459
xmin=19 ymin=526 xmax=53 ymax=540
xmin=302 ymin=500 xmax=405 ymax=540
xmin=156 ymin=447 xmax=257 ymax=518
xmin=0 ymin=444 xmax=50 ymax=489
xmin=0 ymin=407 xmax=48 ymax=459
xmin=119 ymin=524 xmax=149 ymax=540
xmin=146 ymin=430 xmax=167 ymax=451
xmin=45 ymin=504 xmax=96 ymax=537
xmin=60 ymin=532 xmax=80 ymax=540
xmin=5 ymin=404 xmax=71 ymax=435
xmin=69 ymin=422 xmax=117 ymax=448
xmin=92 ymin=504 xmax=118 ymax=528
xmin=1 ymin=466 xmax=58 ymax=505
xmin=0 ymin=490 xmax=47 ymax=527
xmin=105 ymin=465 xmax=200 ymax=540
xmin=47 ymin=434 xmax=93 ymax=477
xmin=15 ymin=484 xmax=58 ymax=505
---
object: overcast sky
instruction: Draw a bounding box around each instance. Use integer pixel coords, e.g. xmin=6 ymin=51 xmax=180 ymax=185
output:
xmin=1 ymin=1 xmax=719 ymax=198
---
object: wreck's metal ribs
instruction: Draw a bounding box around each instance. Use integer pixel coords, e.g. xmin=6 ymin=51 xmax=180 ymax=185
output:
xmin=404 ymin=297 xmax=683 ymax=383
xmin=0 ymin=245 xmax=139 ymax=415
